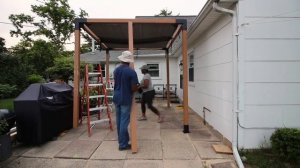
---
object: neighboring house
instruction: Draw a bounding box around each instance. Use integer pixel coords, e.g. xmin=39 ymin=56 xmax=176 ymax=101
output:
xmin=80 ymin=50 xmax=120 ymax=79
xmin=173 ymin=0 xmax=300 ymax=149
xmin=81 ymin=50 xmax=179 ymax=87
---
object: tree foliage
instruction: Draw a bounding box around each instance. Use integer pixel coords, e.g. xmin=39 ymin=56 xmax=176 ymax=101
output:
xmin=0 ymin=37 xmax=7 ymax=53
xmin=0 ymin=49 xmax=30 ymax=94
xmin=0 ymin=119 xmax=9 ymax=135
xmin=27 ymin=74 xmax=45 ymax=84
xmin=47 ymin=56 xmax=73 ymax=82
xmin=9 ymin=0 xmax=88 ymax=50
xmin=9 ymin=39 xmax=59 ymax=77
xmin=27 ymin=40 xmax=59 ymax=76
xmin=155 ymin=8 xmax=177 ymax=16
xmin=0 ymin=38 xmax=59 ymax=95
xmin=3 ymin=0 xmax=91 ymax=97
xmin=0 ymin=84 xmax=17 ymax=99
xmin=46 ymin=55 xmax=86 ymax=82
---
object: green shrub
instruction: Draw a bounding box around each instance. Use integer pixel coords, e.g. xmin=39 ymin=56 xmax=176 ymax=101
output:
xmin=80 ymin=87 xmax=105 ymax=115
xmin=0 ymin=84 xmax=17 ymax=99
xmin=270 ymin=128 xmax=300 ymax=161
xmin=0 ymin=119 xmax=9 ymax=135
xmin=0 ymin=99 xmax=14 ymax=111
xmin=27 ymin=74 xmax=45 ymax=84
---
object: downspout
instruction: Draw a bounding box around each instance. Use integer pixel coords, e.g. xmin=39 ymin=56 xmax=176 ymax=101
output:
xmin=92 ymin=38 xmax=95 ymax=53
xmin=213 ymin=1 xmax=244 ymax=168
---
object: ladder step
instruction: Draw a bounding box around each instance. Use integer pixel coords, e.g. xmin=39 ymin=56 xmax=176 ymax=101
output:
xmin=89 ymin=84 xmax=103 ymax=87
xmin=106 ymin=88 xmax=114 ymax=90
xmin=88 ymin=95 xmax=113 ymax=99
xmin=90 ymin=118 xmax=109 ymax=125
xmin=88 ymin=72 xmax=101 ymax=76
xmin=90 ymin=106 xmax=107 ymax=111
xmin=89 ymin=95 xmax=105 ymax=99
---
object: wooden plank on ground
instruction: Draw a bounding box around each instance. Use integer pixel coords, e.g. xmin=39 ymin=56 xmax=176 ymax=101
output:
xmin=212 ymin=144 xmax=233 ymax=154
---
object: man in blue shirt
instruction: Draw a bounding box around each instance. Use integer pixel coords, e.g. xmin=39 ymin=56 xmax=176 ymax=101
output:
xmin=113 ymin=51 xmax=139 ymax=150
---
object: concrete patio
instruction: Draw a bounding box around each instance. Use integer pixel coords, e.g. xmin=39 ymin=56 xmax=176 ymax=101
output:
xmin=1 ymin=100 xmax=237 ymax=168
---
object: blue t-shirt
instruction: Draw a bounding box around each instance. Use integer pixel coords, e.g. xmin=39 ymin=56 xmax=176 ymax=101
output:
xmin=113 ymin=64 xmax=139 ymax=105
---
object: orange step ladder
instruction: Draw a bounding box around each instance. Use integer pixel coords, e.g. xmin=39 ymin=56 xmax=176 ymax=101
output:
xmin=81 ymin=64 xmax=113 ymax=136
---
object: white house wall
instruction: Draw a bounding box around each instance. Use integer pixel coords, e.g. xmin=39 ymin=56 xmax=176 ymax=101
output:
xmin=238 ymin=0 xmax=300 ymax=148
xmin=186 ymin=15 xmax=234 ymax=142
xmin=108 ymin=64 xmax=117 ymax=78
xmin=98 ymin=56 xmax=178 ymax=86
xmin=134 ymin=56 xmax=178 ymax=85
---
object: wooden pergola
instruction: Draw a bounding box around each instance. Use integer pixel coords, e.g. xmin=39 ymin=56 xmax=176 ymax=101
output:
xmin=73 ymin=18 xmax=189 ymax=153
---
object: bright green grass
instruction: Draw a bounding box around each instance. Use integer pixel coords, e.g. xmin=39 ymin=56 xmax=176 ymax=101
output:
xmin=0 ymin=98 xmax=14 ymax=111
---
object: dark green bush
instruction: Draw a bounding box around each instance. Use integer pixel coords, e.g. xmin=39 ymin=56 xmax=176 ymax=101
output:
xmin=27 ymin=74 xmax=45 ymax=84
xmin=270 ymin=128 xmax=300 ymax=161
xmin=80 ymin=87 xmax=106 ymax=116
xmin=0 ymin=84 xmax=17 ymax=99
xmin=0 ymin=119 xmax=9 ymax=135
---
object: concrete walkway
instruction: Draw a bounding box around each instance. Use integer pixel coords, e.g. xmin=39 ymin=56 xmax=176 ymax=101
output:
xmin=1 ymin=100 xmax=237 ymax=168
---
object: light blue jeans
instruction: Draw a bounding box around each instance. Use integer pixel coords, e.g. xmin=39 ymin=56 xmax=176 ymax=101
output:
xmin=115 ymin=104 xmax=131 ymax=148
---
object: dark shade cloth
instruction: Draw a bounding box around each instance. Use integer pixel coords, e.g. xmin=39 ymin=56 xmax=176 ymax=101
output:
xmin=14 ymin=83 xmax=73 ymax=145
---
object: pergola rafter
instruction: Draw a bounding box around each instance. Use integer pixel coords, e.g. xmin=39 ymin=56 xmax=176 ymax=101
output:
xmin=74 ymin=18 xmax=189 ymax=153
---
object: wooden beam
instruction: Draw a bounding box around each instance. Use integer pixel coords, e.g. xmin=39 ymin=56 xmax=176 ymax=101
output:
xmin=83 ymin=24 xmax=100 ymax=42
xmin=128 ymin=21 xmax=134 ymax=58
xmin=135 ymin=48 xmax=166 ymax=50
xmin=73 ymin=29 xmax=80 ymax=128
xmin=105 ymin=50 xmax=110 ymax=83
xmin=111 ymin=48 xmax=165 ymax=51
xmin=83 ymin=24 xmax=108 ymax=49
xmin=128 ymin=21 xmax=138 ymax=154
xmin=86 ymin=19 xmax=131 ymax=23
xmin=182 ymin=29 xmax=190 ymax=133
xmin=166 ymin=25 xmax=182 ymax=49
xmin=86 ymin=18 xmax=177 ymax=24
xmin=165 ymin=50 xmax=170 ymax=108
xmin=134 ymin=18 xmax=177 ymax=24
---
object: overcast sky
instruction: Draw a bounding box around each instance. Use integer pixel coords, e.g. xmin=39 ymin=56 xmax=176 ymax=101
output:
xmin=0 ymin=0 xmax=207 ymax=49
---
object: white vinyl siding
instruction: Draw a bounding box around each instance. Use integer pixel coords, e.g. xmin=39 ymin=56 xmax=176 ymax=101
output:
xmin=238 ymin=0 xmax=300 ymax=148
xmin=187 ymin=15 xmax=234 ymax=142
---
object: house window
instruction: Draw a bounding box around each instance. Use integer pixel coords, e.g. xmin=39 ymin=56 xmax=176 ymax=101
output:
xmin=180 ymin=74 xmax=183 ymax=89
xmin=101 ymin=64 xmax=105 ymax=78
xmin=179 ymin=60 xmax=183 ymax=89
xmin=189 ymin=54 xmax=194 ymax=82
xmin=147 ymin=64 xmax=159 ymax=77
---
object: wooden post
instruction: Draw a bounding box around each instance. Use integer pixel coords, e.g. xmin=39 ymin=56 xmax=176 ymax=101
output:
xmin=105 ymin=50 xmax=110 ymax=83
xmin=128 ymin=21 xmax=138 ymax=153
xmin=182 ymin=29 xmax=190 ymax=133
xmin=73 ymin=25 xmax=81 ymax=128
xmin=165 ymin=50 xmax=170 ymax=107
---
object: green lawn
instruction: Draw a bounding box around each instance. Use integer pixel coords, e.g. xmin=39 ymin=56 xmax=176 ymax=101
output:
xmin=0 ymin=98 xmax=14 ymax=111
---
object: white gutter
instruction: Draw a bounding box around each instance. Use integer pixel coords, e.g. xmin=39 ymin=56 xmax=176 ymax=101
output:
xmin=171 ymin=0 xmax=214 ymax=58
xmin=213 ymin=1 xmax=244 ymax=168
xmin=212 ymin=1 xmax=235 ymax=15
xmin=188 ymin=0 xmax=214 ymax=38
